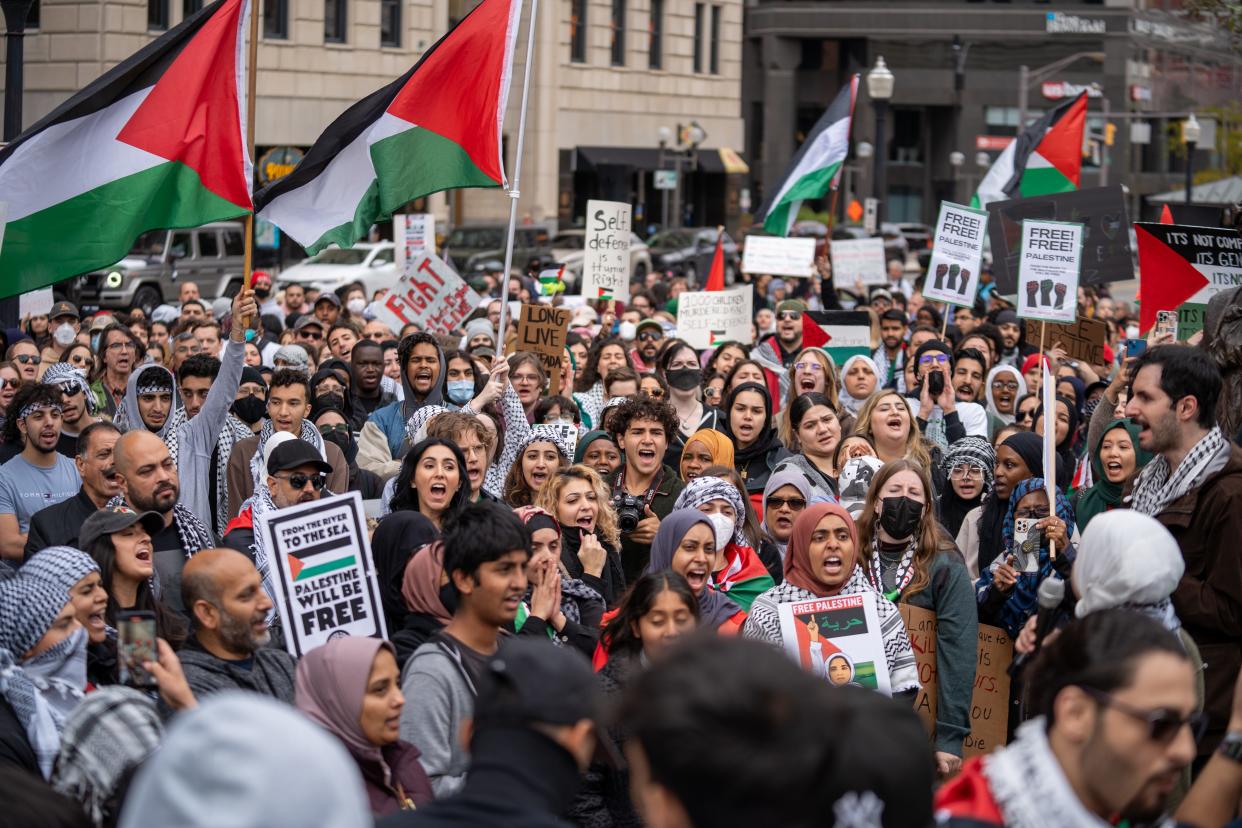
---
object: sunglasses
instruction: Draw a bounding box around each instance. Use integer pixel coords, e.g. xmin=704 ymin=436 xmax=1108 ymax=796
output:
xmin=277 ymin=472 xmax=328 ymax=490
xmin=637 ymin=331 xmax=661 ymax=342
xmin=1079 ymin=686 xmax=1209 ymax=744
xmin=300 ymin=331 xmax=323 ymax=340
xmin=777 ymin=311 xmax=802 ymax=321
xmin=0 ymin=378 xmax=18 ymax=389
xmin=318 ymin=423 xmax=350 ymax=436
xmin=14 ymin=354 xmax=41 ymax=365
xmin=766 ymin=496 xmax=807 ymax=511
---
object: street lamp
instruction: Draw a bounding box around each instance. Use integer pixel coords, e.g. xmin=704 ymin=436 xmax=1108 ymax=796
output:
xmin=2 ymin=0 xmax=37 ymax=140
xmin=1182 ymin=113 xmax=1200 ymax=206
xmin=867 ymin=56 xmax=894 ymax=225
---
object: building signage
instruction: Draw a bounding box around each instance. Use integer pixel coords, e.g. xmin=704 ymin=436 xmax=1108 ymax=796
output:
xmin=1045 ymin=12 xmax=1106 ymax=34
xmin=976 ymin=136 xmax=1014 ymax=152
xmin=257 ymin=146 xmax=305 ymax=185
xmin=1041 ymin=81 xmax=1102 ymax=101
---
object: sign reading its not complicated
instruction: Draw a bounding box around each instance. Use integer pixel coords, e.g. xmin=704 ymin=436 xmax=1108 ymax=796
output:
xmin=741 ymin=236 xmax=816 ymax=278
xmin=1134 ymin=222 xmax=1242 ymax=334
xmin=257 ymin=491 xmax=387 ymax=658
xmin=581 ymin=199 xmax=632 ymax=302
xmin=516 ymin=303 xmax=572 ymax=393
xmin=923 ymin=202 xmax=988 ymax=308
xmin=373 ymin=251 xmax=481 ymax=336
xmin=1016 ymin=219 xmax=1083 ymax=324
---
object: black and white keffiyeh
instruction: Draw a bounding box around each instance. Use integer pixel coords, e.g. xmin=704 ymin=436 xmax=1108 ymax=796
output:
xmin=866 ymin=535 xmax=917 ymax=598
xmin=105 ymin=494 xmax=214 ymax=561
xmin=1129 ymin=426 xmax=1230 ymax=517
xmin=247 ymin=417 xmax=327 ymax=492
xmin=215 ymin=414 xmax=256 ymax=538
xmin=673 ymin=475 xmax=747 ymax=545
xmin=41 ymin=363 xmax=97 ymax=415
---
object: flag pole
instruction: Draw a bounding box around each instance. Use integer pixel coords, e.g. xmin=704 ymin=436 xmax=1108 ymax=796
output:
xmin=494 ymin=0 xmax=540 ymax=350
xmin=240 ymin=0 xmax=260 ymax=330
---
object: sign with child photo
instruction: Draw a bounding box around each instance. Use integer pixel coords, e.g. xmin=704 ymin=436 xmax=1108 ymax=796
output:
xmin=777 ymin=593 xmax=892 ymax=696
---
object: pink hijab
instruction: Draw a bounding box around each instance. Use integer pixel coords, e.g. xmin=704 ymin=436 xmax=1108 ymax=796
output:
xmin=295 ymin=636 xmax=395 ymax=765
xmin=784 ymin=502 xmax=860 ymax=596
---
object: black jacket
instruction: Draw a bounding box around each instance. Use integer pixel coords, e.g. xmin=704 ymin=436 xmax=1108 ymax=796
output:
xmin=0 ymin=697 xmax=38 ymax=777
xmin=570 ymin=656 xmax=641 ymax=828
xmin=25 ymin=487 xmax=101 ymax=561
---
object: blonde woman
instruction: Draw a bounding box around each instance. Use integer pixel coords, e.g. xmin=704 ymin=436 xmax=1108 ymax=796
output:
xmin=535 ymin=465 xmax=625 ymax=608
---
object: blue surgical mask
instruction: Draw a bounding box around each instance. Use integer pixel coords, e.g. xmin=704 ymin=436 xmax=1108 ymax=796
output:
xmin=446 ymin=380 xmax=475 ymax=405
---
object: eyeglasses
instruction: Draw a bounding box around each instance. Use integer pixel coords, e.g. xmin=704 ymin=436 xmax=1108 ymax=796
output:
xmin=1078 ymin=686 xmax=1209 ymax=744
xmin=991 ymin=380 xmax=1020 ymax=392
xmin=277 ymin=472 xmax=327 ymax=490
xmin=318 ymin=423 xmax=350 ymax=436
xmin=704 ymin=387 xmax=721 ymax=399
xmin=949 ymin=464 xmax=985 ymax=480
xmin=1014 ymin=506 xmax=1050 ymax=520
xmin=14 ymin=354 xmax=41 ymax=365
xmin=794 ymin=361 xmax=824 ymax=373
xmin=777 ymin=311 xmax=802 ymax=321
xmin=637 ymin=331 xmax=662 ymax=342
xmin=766 ymin=496 xmax=807 ymax=511
xmin=512 ymin=373 xmax=541 ymax=384
xmin=919 ymin=354 xmax=950 ymax=365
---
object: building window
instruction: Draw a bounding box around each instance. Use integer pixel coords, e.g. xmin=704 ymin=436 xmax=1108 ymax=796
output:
xmin=264 ymin=0 xmax=288 ymax=38
xmin=380 ymin=0 xmax=400 ymax=46
xmin=648 ymin=0 xmax=662 ymax=69
xmin=610 ymin=0 xmax=625 ymax=66
xmin=148 ymin=0 xmax=169 ymax=30
xmin=183 ymin=0 xmax=202 ymax=17
xmin=570 ymin=0 xmax=586 ymax=63
xmin=693 ymin=3 xmax=704 ymax=73
xmin=324 ymin=0 xmax=346 ymax=43
xmin=709 ymin=4 xmax=720 ymax=74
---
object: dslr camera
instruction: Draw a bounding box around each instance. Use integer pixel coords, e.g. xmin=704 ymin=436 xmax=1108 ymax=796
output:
xmin=614 ymin=492 xmax=646 ymax=534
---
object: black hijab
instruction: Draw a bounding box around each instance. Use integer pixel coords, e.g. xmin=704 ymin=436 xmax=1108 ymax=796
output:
xmin=370 ymin=511 xmax=439 ymax=631
xmin=1033 ymin=394 xmax=1078 ymax=491
xmin=976 ymin=431 xmax=1043 ymax=572
xmin=722 ymin=382 xmax=782 ymax=469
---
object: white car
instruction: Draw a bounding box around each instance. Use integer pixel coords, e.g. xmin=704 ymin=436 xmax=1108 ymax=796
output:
xmin=277 ymin=242 xmax=398 ymax=296
xmin=550 ymin=230 xmax=651 ymax=290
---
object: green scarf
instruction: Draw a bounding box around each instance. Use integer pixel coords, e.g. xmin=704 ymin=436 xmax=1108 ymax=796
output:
xmin=1075 ymin=419 xmax=1153 ymax=530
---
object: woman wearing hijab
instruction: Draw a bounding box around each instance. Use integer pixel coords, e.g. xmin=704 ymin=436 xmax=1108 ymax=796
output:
xmin=721 ymin=382 xmax=790 ymax=497
xmin=743 ymin=503 xmax=921 ymax=697
xmin=672 ymin=476 xmax=775 ymax=612
xmin=839 ymin=354 xmax=881 ymax=419
xmin=644 ymin=508 xmax=747 ymax=633
xmin=574 ymin=430 xmax=622 ymax=481
xmin=370 ymin=511 xmax=439 ymax=634
xmin=1032 ymin=394 xmax=1079 ymax=491
xmin=679 ymin=428 xmax=734 ymax=483
xmin=1073 ymin=419 xmax=1152 ymax=529
xmin=391 ymin=540 xmax=453 ymax=669
xmin=295 ymin=637 xmax=433 ymax=816
xmin=940 ymin=437 xmax=996 ymax=538
xmin=759 ymin=468 xmax=813 ymax=578
xmin=975 ymin=477 xmax=1076 ymax=637
xmin=983 ymin=365 xmax=1026 ymax=426
xmin=957 ymin=431 xmax=1042 ymax=579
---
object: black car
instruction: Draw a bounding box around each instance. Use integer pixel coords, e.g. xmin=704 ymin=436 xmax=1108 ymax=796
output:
xmin=646 ymin=227 xmax=739 ymax=286
xmin=442 ymin=224 xmax=553 ymax=274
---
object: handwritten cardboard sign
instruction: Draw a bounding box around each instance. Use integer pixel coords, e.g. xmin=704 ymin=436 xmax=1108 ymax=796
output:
xmin=900 ymin=604 xmax=1013 ymax=758
xmin=830 ymin=237 xmax=888 ymax=286
xmin=581 ymin=200 xmax=633 ymax=302
xmin=676 ymin=285 xmax=753 ymax=349
xmin=373 ymin=252 xmax=481 ymax=336
xmin=516 ymin=303 xmax=571 ymax=394
xmin=1023 ymin=316 xmax=1107 ymax=365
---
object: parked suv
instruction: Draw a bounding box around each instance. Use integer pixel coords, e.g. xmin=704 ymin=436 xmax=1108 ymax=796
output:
xmin=64 ymin=222 xmax=247 ymax=313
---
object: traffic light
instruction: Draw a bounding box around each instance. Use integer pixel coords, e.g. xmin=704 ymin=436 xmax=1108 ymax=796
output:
xmin=1104 ymin=123 xmax=1116 ymax=147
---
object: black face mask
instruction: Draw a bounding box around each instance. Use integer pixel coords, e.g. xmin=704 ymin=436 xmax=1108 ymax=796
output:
xmin=322 ymin=429 xmax=356 ymax=463
xmin=879 ymin=495 xmax=924 ymax=540
xmin=438 ymin=583 xmax=459 ymax=616
xmin=318 ymin=392 xmax=346 ymax=411
xmin=253 ymin=287 xmax=271 ymax=300
xmin=232 ymin=395 xmax=265 ymax=425
xmin=665 ymin=367 xmax=703 ymax=391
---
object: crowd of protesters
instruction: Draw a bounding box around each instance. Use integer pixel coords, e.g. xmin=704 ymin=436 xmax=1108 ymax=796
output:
xmin=2 ymin=260 xmax=1242 ymax=828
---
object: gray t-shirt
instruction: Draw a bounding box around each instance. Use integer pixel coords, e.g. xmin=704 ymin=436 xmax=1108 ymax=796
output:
xmin=0 ymin=453 xmax=82 ymax=533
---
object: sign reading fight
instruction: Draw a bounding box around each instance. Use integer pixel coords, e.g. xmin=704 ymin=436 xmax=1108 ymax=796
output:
xmin=394 ymin=213 xmax=435 ymax=272
xmin=517 ymin=303 xmax=572 ymax=393
xmin=830 ymin=237 xmax=887 ymax=286
xmin=581 ymin=199 xmax=632 ymax=302
xmin=741 ymin=235 xmax=816 ymax=277
xmin=777 ymin=593 xmax=892 ymax=696
xmin=923 ymin=202 xmax=988 ymax=308
xmin=374 ymin=251 xmax=481 ymax=336
xmin=1134 ymin=222 xmax=1242 ymax=334
xmin=1016 ymin=219 xmax=1083 ymax=324
xmin=675 ymin=285 xmax=753 ymax=349
xmin=257 ymin=492 xmax=387 ymax=658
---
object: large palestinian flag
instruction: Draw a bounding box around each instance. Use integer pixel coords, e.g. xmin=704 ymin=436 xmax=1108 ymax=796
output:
xmin=759 ymin=76 xmax=859 ymax=237
xmin=255 ymin=0 xmax=520 ymax=253
xmin=0 ymin=0 xmax=253 ymax=294
xmin=972 ymin=93 xmax=1087 ymax=210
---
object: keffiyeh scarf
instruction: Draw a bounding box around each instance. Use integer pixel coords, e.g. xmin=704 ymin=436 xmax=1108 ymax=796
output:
xmin=106 ymin=494 xmax=214 ymax=560
xmin=215 ymin=414 xmax=256 ymax=538
xmin=1129 ymin=425 xmax=1230 ymax=518
xmin=0 ymin=629 xmax=87 ymax=779
xmin=672 ymin=475 xmax=747 ymax=545
xmin=248 ymin=417 xmax=327 ymax=492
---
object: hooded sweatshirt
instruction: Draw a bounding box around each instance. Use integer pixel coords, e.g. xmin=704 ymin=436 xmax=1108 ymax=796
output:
xmin=399 ymin=633 xmax=481 ymax=798
xmin=359 ymin=338 xmax=447 ymax=477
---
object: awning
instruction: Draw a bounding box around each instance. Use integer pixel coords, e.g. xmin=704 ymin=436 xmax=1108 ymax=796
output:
xmin=575 ymin=146 xmax=749 ymax=175
xmin=1148 ymin=175 xmax=1242 ymax=206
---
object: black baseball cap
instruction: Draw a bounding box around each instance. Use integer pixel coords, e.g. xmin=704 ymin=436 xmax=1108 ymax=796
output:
xmin=267 ymin=439 xmax=333 ymax=476
xmin=50 ymin=301 xmax=80 ymax=321
xmin=79 ymin=505 xmax=165 ymax=551
xmin=314 ymin=293 xmax=341 ymax=308
xmin=294 ymin=315 xmax=324 ymax=331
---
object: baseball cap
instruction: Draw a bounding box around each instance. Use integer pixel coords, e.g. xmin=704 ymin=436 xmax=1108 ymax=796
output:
xmin=89 ymin=314 xmax=117 ymax=333
xmin=267 ymin=438 xmax=332 ymax=476
xmin=251 ymin=271 xmax=273 ymax=290
xmin=776 ymin=299 xmax=807 ymax=315
xmin=635 ymin=319 xmax=663 ymax=335
xmin=50 ymin=301 xmax=80 ymax=321
xmin=294 ymin=315 xmax=325 ymax=332
xmin=314 ymin=293 xmax=341 ymax=308
xmin=79 ymin=505 xmax=166 ymax=551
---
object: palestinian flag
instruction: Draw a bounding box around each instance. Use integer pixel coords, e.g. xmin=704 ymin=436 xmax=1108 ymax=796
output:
xmin=972 ymin=93 xmax=1087 ymax=210
xmin=803 ymin=310 xmax=872 ymax=364
xmin=713 ymin=542 xmax=775 ymax=612
xmin=255 ymin=0 xmax=520 ymax=253
xmin=0 ymin=0 xmax=253 ymax=294
xmin=537 ymin=266 xmax=565 ymax=296
xmin=705 ymin=229 xmax=726 ymax=291
xmin=759 ymin=75 xmax=859 ymax=237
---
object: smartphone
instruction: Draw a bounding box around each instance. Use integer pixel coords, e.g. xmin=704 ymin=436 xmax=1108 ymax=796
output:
xmin=1156 ymin=310 xmax=1177 ymax=340
xmin=927 ymin=371 xmax=945 ymax=398
xmin=1125 ymin=338 xmax=1147 ymax=358
xmin=117 ymin=610 xmax=159 ymax=689
xmin=1013 ymin=519 xmax=1043 ymax=573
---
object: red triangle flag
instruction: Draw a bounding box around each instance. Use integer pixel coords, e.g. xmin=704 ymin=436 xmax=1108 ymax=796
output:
xmin=1135 ymin=224 xmax=1209 ymax=334
xmin=802 ymin=314 xmax=831 ymax=349
xmin=705 ymin=230 xmax=725 ymax=291
xmin=1159 ymin=204 xmax=1174 ymax=224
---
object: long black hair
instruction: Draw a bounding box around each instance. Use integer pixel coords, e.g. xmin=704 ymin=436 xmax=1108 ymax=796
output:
xmin=85 ymin=533 xmax=186 ymax=646
xmin=601 ymin=571 xmax=699 ymax=658
xmin=390 ymin=437 xmax=472 ymax=519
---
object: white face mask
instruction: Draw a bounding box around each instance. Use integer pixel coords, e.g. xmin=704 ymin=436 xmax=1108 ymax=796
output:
xmin=705 ymin=512 xmax=734 ymax=551
xmin=618 ymin=321 xmax=637 ymax=341
xmin=1125 ymin=324 xmax=1140 ymax=340
xmin=347 ymin=298 xmax=367 ymax=315
xmin=54 ymin=323 xmax=77 ymax=347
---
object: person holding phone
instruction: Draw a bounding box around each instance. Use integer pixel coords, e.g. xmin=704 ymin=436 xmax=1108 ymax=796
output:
xmin=903 ymin=340 xmax=989 ymax=450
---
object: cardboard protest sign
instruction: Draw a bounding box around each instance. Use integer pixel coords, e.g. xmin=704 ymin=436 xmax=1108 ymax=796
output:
xmin=924 ymin=202 xmax=988 ymax=308
xmin=373 ymin=252 xmax=481 ymax=336
xmin=830 ymin=237 xmax=887 ymax=287
xmin=256 ymin=491 xmax=388 ymax=658
xmin=1015 ymin=219 xmax=1083 ymax=324
xmin=19 ymin=287 xmax=53 ymax=319
xmin=516 ymin=303 xmax=572 ymax=393
xmin=675 ymin=285 xmax=752 ymax=349
xmin=899 ymin=604 xmax=1013 ymax=758
xmin=986 ymin=186 xmax=1133 ymax=292
xmin=394 ymin=213 xmax=435 ymax=272
xmin=581 ymin=200 xmax=632 ymax=302
xmin=803 ymin=310 xmax=872 ymax=364
xmin=778 ymin=593 xmax=892 ymax=695
xmin=741 ymin=235 xmax=816 ymax=277
xmin=1135 ymin=223 xmax=1242 ymax=334
xmin=1023 ymin=317 xmax=1106 ymax=365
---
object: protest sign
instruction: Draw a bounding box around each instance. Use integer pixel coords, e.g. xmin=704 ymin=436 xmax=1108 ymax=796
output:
xmin=517 ymin=303 xmax=572 ymax=393
xmin=778 ymin=592 xmax=892 ymax=696
xmin=804 ymin=310 xmax=872 ymax=364
xmin=899 ymin=605 xmax=1013 ymax=758
xmin=1177 ymin=303 xmax=1208 ymax=340
xmin=830 ymin=237 xmax=888 ymax=287
xmin=373 ymin=251 xmax=481 ymax=336
xmin=19 ymin=287 xmax=53 ymax=319
xmin=741 ymin=235 xmax=816 ymax=277
xmin=676 ymin=285 xmax=752 ymax=349
xmin=1135 ymin=222 xmax=1242 ymax=334
xmin=924 ymin=202 xmax=988 ymax=308
xmin=1015 ymin=219 xmax=1083 ymax=324
xmin=986 ymin=186 xmax=1133 ymax=293
xmin=1023 ymin=317 xmax=1107 ymax=365
xmin=256 ymin=491 xmax=387 ymax=658
xmin=394 ymin=213 xmax=436 ymax=272
xmin=581 ymin=200 xmax=632 ymax=302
